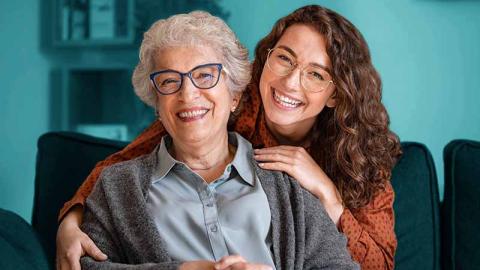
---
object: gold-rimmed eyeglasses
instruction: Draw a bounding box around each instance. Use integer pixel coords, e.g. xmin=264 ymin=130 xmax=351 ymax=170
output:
xmin=266 ymin=47 xmax=334 ymax=93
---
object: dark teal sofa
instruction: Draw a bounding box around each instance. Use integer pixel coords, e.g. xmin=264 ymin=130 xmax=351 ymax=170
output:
xmin=0 ymin=132 xmax=478 ymax=269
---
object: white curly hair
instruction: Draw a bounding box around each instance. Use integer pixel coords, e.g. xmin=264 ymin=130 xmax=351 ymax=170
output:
xmin=132 ymin=11 xmax=251 ymax=108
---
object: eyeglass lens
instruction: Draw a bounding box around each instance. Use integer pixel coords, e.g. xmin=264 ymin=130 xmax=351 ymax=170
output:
xmin=152 ymin=64 xmax=221 ymax=94
xmin=267 ymin=48 xmax=332 ymax=92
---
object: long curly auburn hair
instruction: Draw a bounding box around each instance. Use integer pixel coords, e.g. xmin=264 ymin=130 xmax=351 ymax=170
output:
xmin=250 ymin=5 xmax=402 ymax=209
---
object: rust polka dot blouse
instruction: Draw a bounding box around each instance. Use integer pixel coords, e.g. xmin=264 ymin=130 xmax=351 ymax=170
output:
xmin=59 ymin=84 xmax=397 ymax=269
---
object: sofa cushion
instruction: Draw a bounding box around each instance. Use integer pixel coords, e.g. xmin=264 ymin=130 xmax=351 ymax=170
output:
xmin=0 ymin=208 xmax=49 ymax=270
xmin=391 ymin=142 xmax=440 ymax=270
xmin=442 ymin=139 xmax=480 ymax=270
xmin=32 ymin=132 xmax=127 ymax=268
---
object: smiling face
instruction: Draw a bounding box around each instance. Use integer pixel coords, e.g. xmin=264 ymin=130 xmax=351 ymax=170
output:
xmin=259 ymin=24 xmax=336 ymax=137
xmin=153 ymin=46 xmax=239 ymax=146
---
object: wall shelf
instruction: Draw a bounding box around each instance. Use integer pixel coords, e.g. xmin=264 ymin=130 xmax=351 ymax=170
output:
xmin=52 ymin=0 xmax=135 ymax=47
xmin=50 ymin=67 xmax=155 ymax=141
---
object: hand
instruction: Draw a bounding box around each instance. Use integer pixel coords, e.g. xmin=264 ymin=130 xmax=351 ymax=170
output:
xmin=214 ymin=255 xmax=273 ymax=270
xmin=254 ymin=146 xmax=344 ymax=224
xmin=179 ymin=260 xmax=216 ymax=270
xmin=56 ymin=206 xmax=107 ymax=270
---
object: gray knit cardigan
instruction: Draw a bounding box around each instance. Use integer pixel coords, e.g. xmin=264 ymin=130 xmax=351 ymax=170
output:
xmin=80 ymin=145 xmax=359 ymax=270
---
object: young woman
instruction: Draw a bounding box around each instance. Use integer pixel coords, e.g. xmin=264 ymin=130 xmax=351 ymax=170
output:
xmin=57 ymin=5 xmax=401 ymax=270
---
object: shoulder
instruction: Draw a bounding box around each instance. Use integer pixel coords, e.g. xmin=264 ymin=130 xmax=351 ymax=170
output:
xmin=97 ymin=150 xmax=157 ymax=195
xmin=279 ymin=174 xmax=332 ymax=222
xmin=101 ymin=154 xmax=152 ymax=180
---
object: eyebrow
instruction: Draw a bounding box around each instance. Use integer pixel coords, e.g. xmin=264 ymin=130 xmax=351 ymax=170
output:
xmin=276 ymin=45 xmax=332 ymax=74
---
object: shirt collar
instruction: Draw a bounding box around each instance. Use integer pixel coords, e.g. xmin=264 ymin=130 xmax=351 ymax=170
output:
xmin=151 ymin=136 xmax=177 ymax=183
xmin=229 ymin=132 xmax=255 ymax=186
xmin=151 ymin=132 xmax=256 ymax=186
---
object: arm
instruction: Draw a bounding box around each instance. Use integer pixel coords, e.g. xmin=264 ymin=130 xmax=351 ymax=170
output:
xmin=80 ymin=174 xmax=182 ymax=270
xmin=254 ymin=146 xmax=396 ymax=269
xmin=301 ymin=189 xmax=360 ymax=270
xmin=338 ymin=182 xmax=396 ymax=270
xmin=58 ymin=120 xmax=166 ymax=221
xmin=56 ymin=120 xmax=165 ymax=270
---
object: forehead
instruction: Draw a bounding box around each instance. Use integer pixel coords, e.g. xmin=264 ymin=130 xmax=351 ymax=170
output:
xmin=275 ymin=24 xmax=331 ymax=67
xmin=153 ymin=46 xmax=222 ymax=72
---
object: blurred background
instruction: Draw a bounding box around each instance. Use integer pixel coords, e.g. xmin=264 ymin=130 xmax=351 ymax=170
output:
xmin=0 ymin=0 xmax=479 ymax=222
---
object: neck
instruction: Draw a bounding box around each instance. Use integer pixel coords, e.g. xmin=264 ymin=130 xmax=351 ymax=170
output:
xmin=265 ymin=117 xmax=314 ymax=147
xmin=171 ymin=132 xmax=234 ymax=182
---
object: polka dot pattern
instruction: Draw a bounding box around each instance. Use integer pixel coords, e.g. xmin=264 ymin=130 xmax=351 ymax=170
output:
xmin=59 ymin=84 xmax=397 ymax=269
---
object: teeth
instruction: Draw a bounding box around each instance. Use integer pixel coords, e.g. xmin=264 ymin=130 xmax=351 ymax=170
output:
xmin=178 ymin=109 xmax=208 ymax=118
xmin=273 ymin=91 xmax=302 ymax=107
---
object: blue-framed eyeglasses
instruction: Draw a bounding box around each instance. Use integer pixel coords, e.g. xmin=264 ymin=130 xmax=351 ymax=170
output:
xmin=149 ymin=63 xmax=225 ymax=95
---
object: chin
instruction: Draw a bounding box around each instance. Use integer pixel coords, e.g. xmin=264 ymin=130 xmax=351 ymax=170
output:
xmin=265 ymin=109 xmax=298 ymax=127
xmin=177 ymin=130 xmax=209 ymax=143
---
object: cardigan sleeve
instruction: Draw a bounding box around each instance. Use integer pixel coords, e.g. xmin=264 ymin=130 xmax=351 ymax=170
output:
xmin=338 ymin=181 xmax=397 ymax=269
xmin=58 ymin=120 xmax=166 ymax=221
xmin=302 ymin=189 xmax=360 ymax=270
xmin=80 ymin=172 xmax=182 ymax=270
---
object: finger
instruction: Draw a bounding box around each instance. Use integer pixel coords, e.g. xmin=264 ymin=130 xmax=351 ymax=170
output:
xmin=254 ymin=152 xmax=295 ymax=164
xmin=224 ymin=262 xmax=247 ymax=270
xmin=253 ymin=146 xmax=298 ymax=154
xmin=58 ymin=260 xmax=67 ymax=270
xmin=82 ymin=237 xmax=108 ymax=260
xmin=255 ymin=148 xmax=305 ymax=160
xmin=251 ymin=264 xmax=273 ymax=270
xmin=70 ymin=259 xmax=81 ymax=270
xmin=215 ymin=255 xmax=246 ymax=269
xmin=56 ymin=256 xmax=61 ymax=270
xmin=258 ymin=161 xmax=292 ymax=174
xmin=62 ymin=254 xmax=81 ymax=270
xmin=254 ymin=145 xmax=300 ymax=154
xmin=62 ymin=249 xmax=81 ymax=270
xmin=228 ymin=262 xmax=272 ymax=270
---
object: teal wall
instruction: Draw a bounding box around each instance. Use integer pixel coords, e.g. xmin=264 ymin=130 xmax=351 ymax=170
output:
xmin=221 ymin=0 xmax=480 ymax=200
xmin=1 ymin=0 xmax=479 ymax=222
xmin=0 ymin=0 xmax=51 ymax=222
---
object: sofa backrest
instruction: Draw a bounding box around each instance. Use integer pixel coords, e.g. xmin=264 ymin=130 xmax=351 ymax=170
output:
xmin=0 ymin=208 xmax=50 ymax=270
xmin=442 ymin=139 xmax=480 ymax=270
xmin=32 ymin=132 xmax=443 ymax=269
xmin=32 ymin=132 xmax=127 ymax=268
xmin=391 ymin=142 xmax=441 ymax=270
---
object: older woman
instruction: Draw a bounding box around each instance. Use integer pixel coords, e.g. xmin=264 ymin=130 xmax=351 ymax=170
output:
xmin=79 ymin=11 xmax=358 ymax=270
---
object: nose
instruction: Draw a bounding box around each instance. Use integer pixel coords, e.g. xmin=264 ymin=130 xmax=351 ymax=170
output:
xmin=281 ymin=67 xmax=302 ymax=93
xmin=178 ymin=75 xmax=201 ymax=102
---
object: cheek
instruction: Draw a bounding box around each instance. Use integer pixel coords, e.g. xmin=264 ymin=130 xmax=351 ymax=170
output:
xmin=210 ymin=86 xmax=234 ymax=118
xmin=259 ymin=67 xmax=274 ymax=96
xmin=156 ymin=98 xmax=175 ymax=121
xmin=304 ymin=93 xmax=333 ymax=115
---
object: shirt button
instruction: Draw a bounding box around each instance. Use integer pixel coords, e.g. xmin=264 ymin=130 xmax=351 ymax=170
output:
xmin=210 ymin=225 xmax=218 ymax=232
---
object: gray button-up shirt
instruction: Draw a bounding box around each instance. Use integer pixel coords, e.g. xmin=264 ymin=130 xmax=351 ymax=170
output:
xmin=146 ymin=132 xmax=274 ymax=267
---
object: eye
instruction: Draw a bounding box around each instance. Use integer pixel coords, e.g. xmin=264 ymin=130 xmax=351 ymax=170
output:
xmin=193 ymin=72 xmax=215 ymax=81
xmin=277 ymin=54 xmax=294 ymax=66
xmin=160 ymin=78 xmax=179 ymax=86
xmin=199 ymin=73 xmax=214 ymax=79
xmin=309 ymin=71 xmax=324 ymax=81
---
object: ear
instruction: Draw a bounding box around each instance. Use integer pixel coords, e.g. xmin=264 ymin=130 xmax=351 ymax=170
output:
xmin=231 ymin=91 xmax=243 ymax=111
xmin=326 ymin=88 xmax=337 ymax=108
